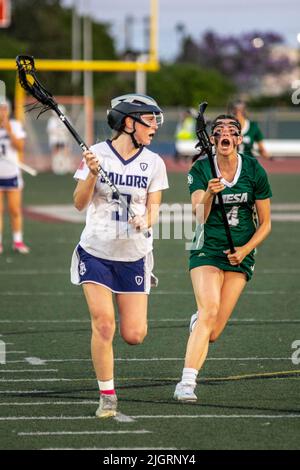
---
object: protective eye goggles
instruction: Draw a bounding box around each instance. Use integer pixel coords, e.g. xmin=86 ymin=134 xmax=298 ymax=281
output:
xmin=139 ymin=112 xmax=164 ymax=128
xmin=211 ymin=120 xmax=241 ymax=137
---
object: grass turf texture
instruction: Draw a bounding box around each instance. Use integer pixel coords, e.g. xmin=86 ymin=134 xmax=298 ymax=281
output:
xmin=0 ymin=172 xmax=299 ymax=450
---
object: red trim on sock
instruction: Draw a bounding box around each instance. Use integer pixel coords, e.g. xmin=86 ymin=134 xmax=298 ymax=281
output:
xmin=100 ymin=389 xmax=115 ymax=395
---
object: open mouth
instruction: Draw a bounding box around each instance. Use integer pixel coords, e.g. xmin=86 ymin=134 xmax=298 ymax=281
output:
xmin=220 ymin=138 xmax=231 ymax=148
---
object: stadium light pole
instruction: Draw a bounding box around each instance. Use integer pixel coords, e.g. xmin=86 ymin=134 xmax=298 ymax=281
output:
xmin=83 ymin=0 xmax=93 ymax=145
xmin=297 ymin=33 xmax=300 ymax=68
xmin=72 ymin=0 xmax=81 ymax=89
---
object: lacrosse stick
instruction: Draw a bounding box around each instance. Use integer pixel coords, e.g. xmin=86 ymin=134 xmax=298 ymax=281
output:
xmin=17 ymin=161 xmax=38 ymax=176
xmin=195 ymin=102 xmax=235 ymax=254
xmin=16 ymin=55 xmax=150 ymax=237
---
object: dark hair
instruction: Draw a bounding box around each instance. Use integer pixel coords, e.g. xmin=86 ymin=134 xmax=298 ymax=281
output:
xmin=227 ymin=100 xmax=247 ymax=116
xmin=211 ymin=114 xmax=241 ymax=133
xmin=191 ymin=114 xmax=241 ymax=163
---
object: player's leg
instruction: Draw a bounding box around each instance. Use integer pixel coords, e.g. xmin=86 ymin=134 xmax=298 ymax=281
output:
xmin=116 ymin=293 xmax=148 ymax=345
xmin=82 ymin=283 xmax=117 ymax=418
xmin=7 ymin=189 xmax=29 ymax=253
xmin=209 ymin=271 xmax=247 ymax=342
xmin=0 ymin=191 xmax=4 ymax=253
xmin=174 ymin=265 xmax=223 ymax=402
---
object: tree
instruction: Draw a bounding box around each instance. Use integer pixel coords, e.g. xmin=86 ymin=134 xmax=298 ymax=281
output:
xmin=147 ymin=63 xmax=235 ymax=107
xmin=177 ymin=30 xmax=294 ymax=94
xmin=3 ymin=0 xmax=118 ymax=98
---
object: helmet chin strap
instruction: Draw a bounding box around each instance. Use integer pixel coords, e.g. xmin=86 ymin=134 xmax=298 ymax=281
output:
xmin=123 ymin=121 xmax=148 ymax=149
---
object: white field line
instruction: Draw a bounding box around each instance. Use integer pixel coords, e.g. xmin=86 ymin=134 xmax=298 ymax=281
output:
xmin=42 ymin=448 xmax=175 ymax=451
xmin=0 ymin=318 xmax=299 ymax=324
xmin=3 ymin=357 xmax=296 ymax=367
xmin=0 ymin=414 xmax=299 ymax=421
xmin=131 ymin=414 xmax=300 ymax=419
xmin=0 ymin=291 xmax=299 ymax=296
xmin=3 ymin=351 xmax=26 ymax=354
xmin=18 ymin=430 xmax=151 ymax=436
xmin=1 ymin=268 xmax=300 ymax=275
xmin=0 ymin=369 xmax=58 ymax=373
xmin=0 ymin=401 xmax=98 ymax=406
xmin=0 ymin=390 xmax=55 ymax=394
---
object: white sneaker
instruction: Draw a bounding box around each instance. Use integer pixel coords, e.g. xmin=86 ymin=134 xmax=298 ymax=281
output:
xmin=189 ymin=312 xmax=198 ymax=333
xmin=95 ymin=393 xmax=117 ymax=418
xmin=173 ymin=382 xmax=197 ymax=402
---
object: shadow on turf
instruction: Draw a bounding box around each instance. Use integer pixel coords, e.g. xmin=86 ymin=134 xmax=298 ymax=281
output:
xmin=6 ymin=376 xmax=300 ymax=415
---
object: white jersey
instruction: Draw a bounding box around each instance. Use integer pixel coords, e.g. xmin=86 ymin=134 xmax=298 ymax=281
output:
xmin=0 ymin=120 xmax=26 ymax=179
xmin=74 ymin=139 xmax=169 ymax=261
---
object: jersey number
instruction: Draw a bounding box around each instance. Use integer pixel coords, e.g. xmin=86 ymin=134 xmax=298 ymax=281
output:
xmin=226 ymin=206 xmax=240 ymax=227
xmin=112 ymin=193 xmax=132 ymax=222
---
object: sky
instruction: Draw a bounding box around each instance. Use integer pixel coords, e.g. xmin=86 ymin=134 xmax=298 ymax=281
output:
xmin=62 ymin=0 xmax=300 ymax=60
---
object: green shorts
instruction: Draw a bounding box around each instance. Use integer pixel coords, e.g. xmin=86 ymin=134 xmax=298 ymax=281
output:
xmin=189 ymin=251 xmax=255 ymax=281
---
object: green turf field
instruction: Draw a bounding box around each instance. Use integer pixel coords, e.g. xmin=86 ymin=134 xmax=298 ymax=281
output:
xmin=0 ymin=172 xmax=299 ymax=450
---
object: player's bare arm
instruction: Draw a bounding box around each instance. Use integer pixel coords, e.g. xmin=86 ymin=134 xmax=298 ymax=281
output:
xmin=191 ymin=178 xmax=225 ymax=222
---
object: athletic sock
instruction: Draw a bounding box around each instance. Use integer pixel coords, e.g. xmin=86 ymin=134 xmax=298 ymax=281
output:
xmin=181 ymin=367 xmax=198 ymax=385
xmin=98 ymin=379 xmax=116 ymax=395
xmin=13 ymin=232 xmax=23 ymax=243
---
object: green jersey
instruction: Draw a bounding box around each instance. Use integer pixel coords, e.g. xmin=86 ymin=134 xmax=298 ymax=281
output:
xmin=240 ymin=120 xmax=264 ymax=158
xmin=188 ymin=153 xmax=272 ymax=259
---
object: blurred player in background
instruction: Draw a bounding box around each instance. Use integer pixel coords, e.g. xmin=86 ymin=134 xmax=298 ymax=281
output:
xmin=47 ymin=105 xmax=72 ymax=174
xmin=174 ymin=108 xmax=198 ymax=163
xmin=229 ymin=100 xmax=270 ymax=160
xmin=174 ymin=113 xmax=272 ymax=402
xmin=71 ymin=94 xmax=168 ymax=418
xmin=0 ymin=100 xmax=29 ymax=254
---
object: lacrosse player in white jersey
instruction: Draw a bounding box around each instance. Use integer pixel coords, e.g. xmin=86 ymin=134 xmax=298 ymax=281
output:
xmin=71 ymin=94 xmax=169 ymax=418
xmin=0 ymin=100 xmax=29 ymax=254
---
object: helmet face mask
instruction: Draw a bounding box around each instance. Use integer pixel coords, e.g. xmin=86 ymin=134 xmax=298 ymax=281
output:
xmin=134 ymin=112 xmax=164 ymax=128
xmin=107 ymin=93 xmax=163 ymax=131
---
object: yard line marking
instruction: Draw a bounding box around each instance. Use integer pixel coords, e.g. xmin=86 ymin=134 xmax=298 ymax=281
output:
xmin=1 ymin=290 xmax=300 ymax=296
xmin=0 ymin=269 xmax=69 ymax=275
xmin=0 ymin=390 xmax=55 ymax=394
xmin=130 ymin=414 xmax=300 ymax=419
xmin=5 ymin=351 xmax=26 ymax=354
xmin=0 ymin=369 xmax=58 ymax=373
xmin=18 ymin=430 xmax=151 ymax=436
xmin=0 ymin=318 xmax=299 ymax=323
xmin=0 ymin=416 xmax=99 ymax=421
xmin=0 ymin=401 xmax=98 ymax=406
xmin=3 ymin=357 xmax=296 ymax=366
xmin=2 ymin=414 xmax=299 ymax=421
xmin=43 ymin=448 xmax=176 ymax=451
xmin=1 ymin=267 xmax=300 ymax=275
xmin=0 ymin=378 xmax=96 ymax=382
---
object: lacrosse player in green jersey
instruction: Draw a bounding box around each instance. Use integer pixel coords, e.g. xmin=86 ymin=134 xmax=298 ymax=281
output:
xmin=229 ymin=100 xmax=270 ymax=160
xmin=174 ymin=114 xmax=272 ymax=402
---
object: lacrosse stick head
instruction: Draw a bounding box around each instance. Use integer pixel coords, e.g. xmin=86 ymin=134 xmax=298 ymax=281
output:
xmin=16 ymin=55 xmax=56 ymax=108
xmin=196 ymin=101 xmax=208 ymax=134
